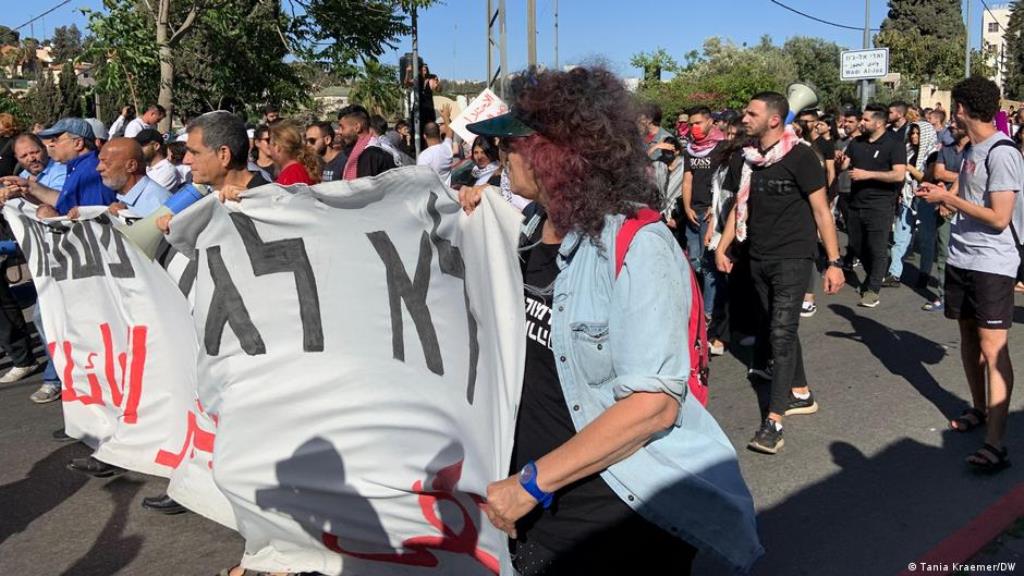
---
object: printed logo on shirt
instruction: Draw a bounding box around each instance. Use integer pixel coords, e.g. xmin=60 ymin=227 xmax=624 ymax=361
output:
xmin=963 ymin=159 xmax=977 ymax=176
xmin=524 ymin=295 xmax=552 ymax=349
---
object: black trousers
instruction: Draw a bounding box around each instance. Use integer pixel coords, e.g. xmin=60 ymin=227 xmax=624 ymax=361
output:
xmin=751 ymin=258 xmax=811 ymax=416
xmin=846 ymin=204 xmax=892 ymax=294
xmin=0 ymin=272 xmax=34 ymax=368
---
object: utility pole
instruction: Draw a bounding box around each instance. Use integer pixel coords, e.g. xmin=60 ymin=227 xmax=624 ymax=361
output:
xmin=861 ymin=0 xmax=870 ymax=108
xmin=499 ymin=0 xmax=508 ymax=97
xmin=965 ymin=0 xmax=972 ymax=78
xmin=527 ymin=0 xmax=537 ymax=69
xmin=412 ymin=6 xmax=421 ymax=156
xmin=554 ymin=0 xmax=559 ymax=70
xmin=486 ymin=0 xmax=507 ymax=97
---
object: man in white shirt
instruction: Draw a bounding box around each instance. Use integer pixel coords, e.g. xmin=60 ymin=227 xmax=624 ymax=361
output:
xmin=134 ymin=128 xmax=181 ymax=191
xmin=416 ymin=122 xmax=452 ymax=185
xmin=96 ymin=137 xmax=171 ymax=217
xmin=124 ymin=104 xmax=167 ymax=138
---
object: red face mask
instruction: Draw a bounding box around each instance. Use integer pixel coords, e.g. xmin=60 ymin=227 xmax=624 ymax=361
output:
xmin=690 ymin=124 xmax=706 ymax=142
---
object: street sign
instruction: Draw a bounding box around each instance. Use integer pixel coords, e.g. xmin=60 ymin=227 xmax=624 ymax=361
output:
xmin=840 ymin=48 xmax=890 ymax=81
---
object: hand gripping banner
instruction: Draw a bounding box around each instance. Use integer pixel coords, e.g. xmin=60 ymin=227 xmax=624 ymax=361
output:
xmin=165 ymin=166 xmax=525 ymax=575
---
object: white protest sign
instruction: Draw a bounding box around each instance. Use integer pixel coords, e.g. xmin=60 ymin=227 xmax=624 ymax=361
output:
xmin=840 ymin=48 xmax=889 ymax=80
xmin=166 ymin=166 xmax=524 ymax=575
xmin=4 ymin=202 xmax=235 ymax=527
xmin=450 ymin=89 xmax=510 ymax=145
xmin=4 ymin=204 xmax=194 ymax=476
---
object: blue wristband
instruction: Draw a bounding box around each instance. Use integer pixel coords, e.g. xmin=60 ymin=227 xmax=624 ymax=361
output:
xmin=518 ymin=461 xmax=554 ymax=509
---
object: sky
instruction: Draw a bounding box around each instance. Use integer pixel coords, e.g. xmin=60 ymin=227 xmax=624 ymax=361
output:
xmin=3 ymin=0 xmax=1005 ymax=81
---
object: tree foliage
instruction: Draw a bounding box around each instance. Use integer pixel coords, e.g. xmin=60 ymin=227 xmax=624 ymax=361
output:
xmin=51 ymin=25 xmax=84 ymax=64
xmin=80 ymin=0 xmax=438 ymax=125
xmin=634 ymin=36 xmax=860 ymax=124
xmin=1005 ymin=0 xmax=1024 ymax=100
xmin=875 ymin=0 xmax=967 ymax=88
xmin=0 ymin=26 xmax=18 ymax=46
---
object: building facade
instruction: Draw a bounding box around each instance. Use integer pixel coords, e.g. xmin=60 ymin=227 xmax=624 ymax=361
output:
xmin=983 ymin=4 xmax=1012 ymax=93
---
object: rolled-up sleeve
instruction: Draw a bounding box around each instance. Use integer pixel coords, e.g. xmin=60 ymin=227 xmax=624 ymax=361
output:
xmin=607 ymin=226 xmax=691 ymax=415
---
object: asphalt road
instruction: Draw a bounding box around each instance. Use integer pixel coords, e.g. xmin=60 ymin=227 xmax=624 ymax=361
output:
xmin=2 ymin=258 xmax=1023 ymax=576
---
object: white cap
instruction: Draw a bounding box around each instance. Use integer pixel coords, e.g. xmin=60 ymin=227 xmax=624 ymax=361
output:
xmin=84 ymin=118 xmax=109 ymax=141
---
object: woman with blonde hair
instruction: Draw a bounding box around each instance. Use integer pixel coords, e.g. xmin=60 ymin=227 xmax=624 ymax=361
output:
xmin=269 ymin=119 xmax=322 ymax=185
xmin=0 ymin=113 xmax=21 ymax=177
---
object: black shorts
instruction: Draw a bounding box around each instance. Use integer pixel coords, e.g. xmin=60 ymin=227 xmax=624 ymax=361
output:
xmin=944 ymin=265 xmax=1015 ymax=329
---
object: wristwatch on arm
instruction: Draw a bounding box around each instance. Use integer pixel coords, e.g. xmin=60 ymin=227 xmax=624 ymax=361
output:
xmin=518 ymin=461 xmax=554 ymax=509
xmin=827 ymin=258 xmax=844 ymax=269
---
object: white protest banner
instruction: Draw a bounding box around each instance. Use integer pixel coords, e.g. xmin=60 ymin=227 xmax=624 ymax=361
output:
xmin=4 ymin=202 xmax=235 ymax=528
xmin=450 ymin=88 xmax=509 ymax=145
xmin=166 ymin=166 xmax=524 ymax=575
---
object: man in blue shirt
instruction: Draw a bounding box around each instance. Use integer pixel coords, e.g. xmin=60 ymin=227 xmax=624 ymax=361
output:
xmin=96 ymin=137 xmax=170 ymax=217
xmin=8 ymin=133 xmax=67 ymax=402
xmin=1 ymin=118 xmax=116 ymax=217
xmin=14 ymin=133 xmax=67 ymax=190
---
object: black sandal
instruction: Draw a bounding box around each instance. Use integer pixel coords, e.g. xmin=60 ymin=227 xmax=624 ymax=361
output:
xmin=967 ymin=443 xmax=1011 ymax=473
xmin=950 ymin=407 xmax=986 ymax=432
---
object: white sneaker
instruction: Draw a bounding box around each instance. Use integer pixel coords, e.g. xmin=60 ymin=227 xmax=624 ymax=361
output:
xmin=801 ymin=301 xmax=817 ymax=318
xmin=1 ymin=364 xmax=37 ymax=384
xmin=30 ymin=382 xmax=61 ymax=404
xmin=709 ymin=340 xmax=725 ymax=356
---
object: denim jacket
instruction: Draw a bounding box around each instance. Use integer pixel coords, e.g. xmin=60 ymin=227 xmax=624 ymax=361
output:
xmin=544 ymin=213 xmax=763 ymax=573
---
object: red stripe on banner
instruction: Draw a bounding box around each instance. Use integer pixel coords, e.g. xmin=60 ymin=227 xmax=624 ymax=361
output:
xmin=897 ymin=483 xmax=1024 ymax=576
xmin=122 ymin=326 xmax=147 ymax=424
xmin=100 ymin=323 xmax=121 ymax=407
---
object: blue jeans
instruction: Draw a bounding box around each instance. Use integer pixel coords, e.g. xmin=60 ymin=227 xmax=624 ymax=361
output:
xmin=32 ymin=305 xmax=59 ymax=385
xmin=683 ymin=209 xmax=716 ymax=317
xmin=888 ymin=201 xmax=916 ymax=279
xmin=917 ymin=201 xmax=951 ymax=299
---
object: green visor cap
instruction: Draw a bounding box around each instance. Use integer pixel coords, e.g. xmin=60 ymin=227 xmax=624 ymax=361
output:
xmin=466 ymin=112 xmax=537 ymax=138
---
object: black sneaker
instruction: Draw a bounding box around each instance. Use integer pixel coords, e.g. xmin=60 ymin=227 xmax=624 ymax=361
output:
xmin=67 ymin=456 xmax=126 ymax=479
xmin=881 ymin=274 xmax=902 ymax=288
xmin=785 ymin=392 xmax=819 ymax=416
xmin=748 ymin=419 xmax=784 ymax=454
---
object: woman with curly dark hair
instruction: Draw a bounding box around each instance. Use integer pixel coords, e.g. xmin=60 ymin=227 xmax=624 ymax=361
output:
xmin=460 ymin=66 xmax=761 ymax=576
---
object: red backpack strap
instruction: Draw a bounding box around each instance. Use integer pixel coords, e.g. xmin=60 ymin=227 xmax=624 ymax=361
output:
xmin=614 ymin=208 xmax=662 ymax=277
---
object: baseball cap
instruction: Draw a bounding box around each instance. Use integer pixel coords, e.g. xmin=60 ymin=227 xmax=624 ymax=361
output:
xmin=84 ymin=118 xmax=109 ymax=141
xmin=37 ymin=117 xmax=95 ymax=140
xmin=466 ymin=111 xmax=537 ymax=138
xmin=134 ymin=128 xmax=164 ymax=146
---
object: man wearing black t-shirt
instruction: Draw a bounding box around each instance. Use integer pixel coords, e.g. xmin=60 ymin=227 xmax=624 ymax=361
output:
xmin=842 ymin=104 xmax=908 ymax=307
xmin=716 ymin=92 xmax=845 ymax=455
xmin=680 ymin=107 xmax=728 ymax=290
xmin=889 ymin=101 xmax=909 ymax=142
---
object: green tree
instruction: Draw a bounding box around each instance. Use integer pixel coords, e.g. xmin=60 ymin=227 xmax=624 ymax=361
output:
xmin=780 ymin=36 xmax=859 ymax=112
xmin=51 ymin=24 xmax=84 ymax=63
xmin=1005 ymin=0 xmax=1024 ymax=100
xmin=349 ymin=59 xmax=403 ymax=117
xmin=0 ymin=26 xmax=18 ymax=46
xmin=875 ymin=0 xmax=966 ymax=88
xmin=630 ymin=48 xmax=678 ymax=86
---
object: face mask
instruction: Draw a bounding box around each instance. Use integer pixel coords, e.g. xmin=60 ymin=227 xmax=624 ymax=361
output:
xmin=690 ymin=124 xmax=706 ymax=141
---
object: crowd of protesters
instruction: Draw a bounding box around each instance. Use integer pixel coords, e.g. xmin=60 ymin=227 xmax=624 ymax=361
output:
xmin=0 ymin=66 xmax=1019 ymax=575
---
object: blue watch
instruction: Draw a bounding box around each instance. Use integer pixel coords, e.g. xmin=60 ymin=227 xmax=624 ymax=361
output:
xmin=518 ymin=461 xmax=554 ymax=509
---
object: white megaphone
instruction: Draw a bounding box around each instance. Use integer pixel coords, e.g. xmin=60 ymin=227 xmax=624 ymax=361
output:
xmin=785 ymin=82 xmax=819 ymax=124
xmin=119 ymin=183 xmax=213 ymax=260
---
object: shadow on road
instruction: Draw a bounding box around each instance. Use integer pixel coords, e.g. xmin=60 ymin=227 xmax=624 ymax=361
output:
xmin=826 ymin=303 xmax=967 ymax=418
xmin=748 ymin=412 xmax=1024 ymax=576
xmin=0 ymin=442 xmax=91 ymax=545
xmin=59 ymin=477 xmax=145 ymax=576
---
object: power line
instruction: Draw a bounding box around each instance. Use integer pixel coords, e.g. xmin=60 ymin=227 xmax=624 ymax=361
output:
xmin=767 ymin=0 xmax=880 ymax=32
xmin=979 ymin=0 xmax=1006 ymax=33
xmin=13 ymin=0 xmax=73 ymax=32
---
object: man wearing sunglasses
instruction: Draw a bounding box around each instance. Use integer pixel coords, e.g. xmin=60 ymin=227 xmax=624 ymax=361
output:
xmin=305 ymin=121 xmax=346 ymax=182
xmin=0 ymin=117 xmax=116 ymax=218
